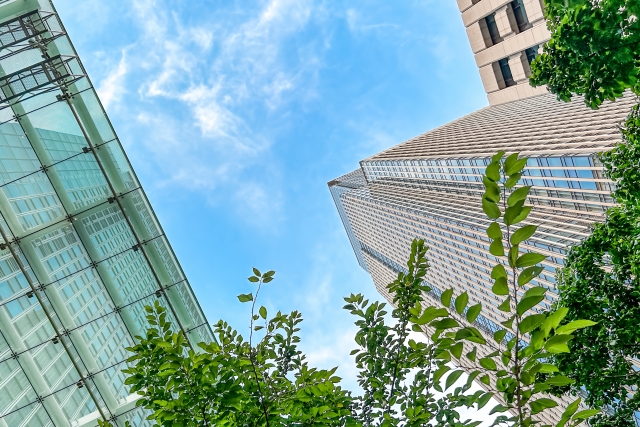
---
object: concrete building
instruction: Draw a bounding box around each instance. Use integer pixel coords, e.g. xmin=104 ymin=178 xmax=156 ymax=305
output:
xmin=330 ymin=0 xmax=636 ymax=422
xmin=0 ymin=1 xmax=212 ymax=426
xmin=459 ymin=0 xmax=550 ymax=105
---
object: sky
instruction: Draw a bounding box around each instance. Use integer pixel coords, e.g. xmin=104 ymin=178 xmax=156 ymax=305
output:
xmin=54 ymin=0 xmax=489 ymax=400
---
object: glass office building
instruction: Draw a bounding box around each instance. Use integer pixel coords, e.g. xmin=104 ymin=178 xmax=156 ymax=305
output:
xmin=329 ymin=92 xmax=637 ymax=423
xmin=0 ymin=1 xmax=212 ymax=426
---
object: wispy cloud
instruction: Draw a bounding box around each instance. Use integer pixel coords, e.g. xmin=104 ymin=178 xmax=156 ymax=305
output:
xmin=96 ymin=49 xmax=129 ymax=109
xmin=94 ymin=0 xmax=326 ymax=224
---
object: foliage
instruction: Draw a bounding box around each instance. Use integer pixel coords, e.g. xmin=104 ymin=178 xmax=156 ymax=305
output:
xmin=529 ymin=0 xmax=640 ymax=108
xmin=121 ymin=269 xmax=353 ymax=427
xmin=471 ymin=151 xmax=598 ymax=427
xmin=103 ymin=155 xmax=600 ymax=427
xmin=552 ymin=105 xmax=640 ymax=427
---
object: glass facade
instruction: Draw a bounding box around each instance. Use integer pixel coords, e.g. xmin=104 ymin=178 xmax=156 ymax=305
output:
xmin=329 ymin=92 xmax=634 ymax=425
xmin=0 ymin=2 xmax=212 ymax=426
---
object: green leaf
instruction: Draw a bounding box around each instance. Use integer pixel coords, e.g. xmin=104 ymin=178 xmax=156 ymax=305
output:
xmin=560 ymin=398 xmax=581 ymax=425
xmin=507 ymin=206 xmax=531 ymax=226
xmin=518 ymin=266 xmax=544 ymax=286
xmin=524 ymin=286 xmax=546 ymax=298
xmin=503 ymin=153 xmax=519 ymax=174
xmin=516 ymin=295 xmax=544 ymax=316
xmin=505 ymin=173 xmax=522 ymax=189
xmin=434 ymin=365 xmax=451 ymax=384
xmin=516 ymin=253 xmax=547 ymax=268
xmin=482 ymin=199 xmax=501 ymax=219
xmin=450 ymin=342 xmax=463 ymax=359
xmin=483 ymin=176 xmax=501 ymax=203
xmin=519 ymin=313 xmax=546 ymax=333
xmin=248 ymin=276 xmax=260 ymax=283
xmin=511 ymin=225 xmax=537 ymax=245
xmin=507 ymin=186 xmax=531 ymax=207
xmin=479 ymin=357 xmax=497 ymax=371
xmin=492 ymin=277 xmax=509 ymax=295
xmin=441 ymin=288 xmax=453 ymax=307
xmin=237 ymin=293 xmax=253 ymax=303
xmin=466 ymin=304 xmax=482 ymax=323
xmin=544 ymin=334 xmax=573 ymax=353
xmin=479 ymin=374 xmax=491 ymax=386
xmin=445 ymin=370 xmax=464 ymax=390
xmin=530 ymin=398 xmax=558 ymax=415
xmin=538 ymin=363 xmax=559 ymax=373
xmin=466 ymin=347 xmax=477 ymax=362
xmin=546 ymin=343 xmax=570 ymax=354
xmin=489 ymin=404 xmax=509 ymax=415
xmin=498 ymin=296 xmax=511 ymax=312
xmin=556 ymin=320 xmax=597 ymax=335
xmin=485 ymin=161 xmax=501 ymax=182
xmin=541 ymin=307 xmax=569 ymax=336
xmin=545 ymin=375 xmax=575 ymax=387
xmin=491 ymin=151 xmax=506 ymax=163
xmin=572 ymin=409 xmax=600 ymax=420
xmin=487 ymin=222 xmax=502 ymax=239
xmin=431 ymin=318 xmax=459 ymax=330
xmin=416 ymin=307 xmax=449 ymax=325
xmin=491 ymin=264 xmax=507 ymax=279
xmin=477 ymin=392 xmax=494 ymax=409
xmin=508 ymin=245 xmax=519 ymax=268
xmin=455 ymin=292 xmax=469 ymax=315
xmin=493 ymin=329 xmax=507 ymax=343
xmin=259 ymin=306 xmax=267 ymax=319
xmin=505 ymin=158 xmax=528 ymax=175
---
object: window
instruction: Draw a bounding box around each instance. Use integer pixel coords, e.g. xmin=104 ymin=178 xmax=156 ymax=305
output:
xmin=511 ymin=0 xmax=531 ymax=32
xmin=498 ymin=58 xmax=516 ymax=87
xmin=485 ymin=13 xmax=501 ymax=45
xmin=525 ymin=45 xmax=539 ymax=65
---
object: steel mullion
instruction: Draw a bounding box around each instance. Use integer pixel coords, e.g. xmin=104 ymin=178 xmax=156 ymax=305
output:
xmin=0 ymin=211 xmax=110 ymax=422
xmin=60 ymin=94 xmax=195 ymax=351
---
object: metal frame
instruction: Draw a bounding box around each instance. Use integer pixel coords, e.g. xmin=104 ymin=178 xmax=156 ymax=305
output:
xmin=0 ymin=1 xmax=214 ymax=426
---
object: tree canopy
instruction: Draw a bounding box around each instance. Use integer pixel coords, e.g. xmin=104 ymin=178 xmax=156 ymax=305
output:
xmin=530 ymin=0 xmax=640 ymax=108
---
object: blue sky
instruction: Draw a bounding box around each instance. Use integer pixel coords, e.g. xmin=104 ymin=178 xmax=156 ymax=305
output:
xmin=54 ymin=0 xmax=488 ymax=389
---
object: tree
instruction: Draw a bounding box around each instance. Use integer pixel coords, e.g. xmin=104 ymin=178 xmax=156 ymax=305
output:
xmin=103 ymin=153 xmax=598 ymax=427
xmin=529 ymin=0 xmax=639 ymax=109
xmin=530 ymin=2 xmax=640 ymax=425
xmin=549 ymin=106 xmax=640 ymax=427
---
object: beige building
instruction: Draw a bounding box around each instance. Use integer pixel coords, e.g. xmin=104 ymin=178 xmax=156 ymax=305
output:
xmin=459 ymin=0 xmax=550 ymax=105
xmin=329 ymin=0 xmax=636 ymax=422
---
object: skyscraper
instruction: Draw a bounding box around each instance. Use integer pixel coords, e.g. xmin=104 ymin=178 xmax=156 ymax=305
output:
xmin=0 ymin=1 xmax=211 ymax=426
xmin=330 ymin=0 xmax=637 ymax=423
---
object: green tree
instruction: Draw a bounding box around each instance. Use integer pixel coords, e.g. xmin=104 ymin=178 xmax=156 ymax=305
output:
xmin=549 ymin=106 xmax=640 ymax=427
xmin=106 ymin=153 xmax=598 ymax=427
xmin=530 ymin=2 xmax=640 ymax=425
xmin=529 ymin=0 xmax=639 ymax=109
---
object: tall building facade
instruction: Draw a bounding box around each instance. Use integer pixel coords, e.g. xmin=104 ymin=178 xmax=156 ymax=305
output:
xmin=459 ymin=0 xmax=550 ymax=105
xmin=0 ymin=1 xmax=212 ymax=426
xmin=330 ymin=0 xmax=638 ymax=422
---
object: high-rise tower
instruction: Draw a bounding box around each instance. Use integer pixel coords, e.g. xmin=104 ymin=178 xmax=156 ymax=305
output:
xmin=330 ymin=0 xmax=638 ymax=423
xmin=0 ymin=1 xmax=211 ymax=426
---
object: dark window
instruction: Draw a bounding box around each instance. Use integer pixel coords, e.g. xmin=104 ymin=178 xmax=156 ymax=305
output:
xmin=525 ymin=45 xmax=539 ymax=65
xmin=511 ymin=0 xmax=531 ymax=32
xmin=485 ymin=13 xmax=501 ymax=45
xmin=498 ymin=58 xmax=516 ymax=87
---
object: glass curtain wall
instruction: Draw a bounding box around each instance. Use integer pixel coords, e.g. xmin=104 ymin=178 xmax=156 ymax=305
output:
xmin=0 ymin=1 xmax=213 ymax=426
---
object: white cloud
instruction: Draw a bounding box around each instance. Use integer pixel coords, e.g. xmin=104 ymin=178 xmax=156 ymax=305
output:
xmin=96 ymin=50 xmax=129 ymax=110
xmin=91 ymin=0 xmax=328 ymax=224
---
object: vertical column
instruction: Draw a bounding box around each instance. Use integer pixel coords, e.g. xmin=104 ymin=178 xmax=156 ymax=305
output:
xmin=494 ymin=4 xmax=517 ymax=39
xmin=522 ymin=0 xmax=545 ymax=24
xmin=508 ymin=52 xmax=530 ymax=84
xmin=467 ymin=20 xmax=493 ymax=52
